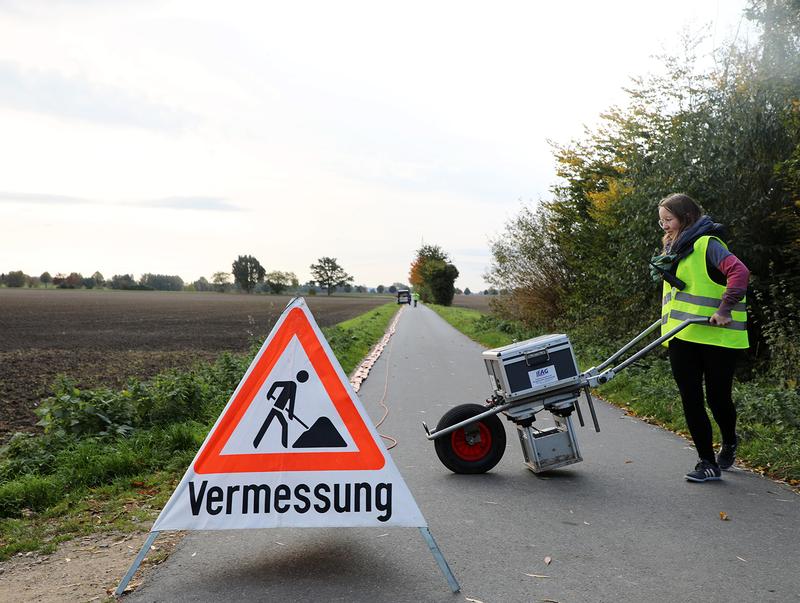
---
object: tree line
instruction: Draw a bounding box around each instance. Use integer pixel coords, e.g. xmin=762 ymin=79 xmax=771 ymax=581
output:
xmin=486 ymin=0 xmax=800 ymax=382
xmin=0 ymin=254 xmax=415 ymax=295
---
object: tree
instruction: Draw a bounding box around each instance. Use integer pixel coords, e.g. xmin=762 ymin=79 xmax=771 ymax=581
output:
xmin=60 ymin=272 xmax=83 ymax=289
xmin=110 ymin=274 xmax=137 ymax=289
xmin=264 ymin=270 xmax=297 ymax=295
xmin=464 ymin=287 xmax=471 ymax=295
xmin=92 ymin=272 xmax=105 ymax=288
xmin=377 ymin=285 xmax=385 ymax=293
xmin=231 ymin=255 xmax=265 ymax=293
xmin=309 ymin=257 xmax=353 ymax=296
xmin=193 ymin=276 xmax=212 ymax=291
xmin=6 ymin=271 xmax=26 ymax=288
xmin=139 ymin=274 xmax=184 ymax=291
xmin=211 ymin=271 xmax=231 ymax=292
xmin=408 ymin=245 xmax=459 ymax=305
xmin=409 ymin=244 xmax=449 ymax=290
xmin=40 ymin=272 xmax=52 ymax=288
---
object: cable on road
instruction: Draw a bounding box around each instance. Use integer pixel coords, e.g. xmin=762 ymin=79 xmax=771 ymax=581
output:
xmin=349 ymin=306 xmax=403 ymax=449
xmin=374 ymin=331 xmax=398 ymax=450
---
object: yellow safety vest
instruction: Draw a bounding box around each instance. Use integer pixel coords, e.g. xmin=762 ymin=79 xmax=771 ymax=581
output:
xmin=661 ymin=235 xmax=749 ymax=348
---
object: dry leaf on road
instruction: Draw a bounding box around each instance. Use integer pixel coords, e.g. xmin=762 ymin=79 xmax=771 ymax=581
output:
xmin=719 ymin=512 xmax=730 ymax=521
xmin=544 ymin=556 xmax=552 ymax=565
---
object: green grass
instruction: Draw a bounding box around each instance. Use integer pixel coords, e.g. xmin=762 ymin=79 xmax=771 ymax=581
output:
xmin=0 ymin=302 xmax=399 ymax=560
xmin=322 ymin=303 xmax=399 ymax=374
xmin=430 ymin=304 xmax=800 ymax=486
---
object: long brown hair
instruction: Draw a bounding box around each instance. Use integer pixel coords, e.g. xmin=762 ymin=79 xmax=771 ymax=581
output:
xmin=659 ymin=193 xmax=703 ymax=251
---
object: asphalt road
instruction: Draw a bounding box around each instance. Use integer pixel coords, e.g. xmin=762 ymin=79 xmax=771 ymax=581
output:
xmin=128 ymin=304 xmax=799 ymax=603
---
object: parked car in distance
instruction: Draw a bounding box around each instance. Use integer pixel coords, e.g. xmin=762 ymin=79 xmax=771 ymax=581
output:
xmin=396 ymin=289 xmax=411 ymax=304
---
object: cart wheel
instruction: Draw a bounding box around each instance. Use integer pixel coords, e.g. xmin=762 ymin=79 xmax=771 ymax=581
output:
xmin=434 ymin=404 xmax=506 ymax=474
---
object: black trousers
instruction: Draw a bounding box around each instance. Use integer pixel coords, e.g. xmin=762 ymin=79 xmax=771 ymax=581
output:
xmin=668 ymin=338 xmax=739 ymax=463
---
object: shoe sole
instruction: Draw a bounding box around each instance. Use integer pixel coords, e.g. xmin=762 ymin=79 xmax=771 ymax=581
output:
xmin=685 ymin=474 xmax=722 ymax=482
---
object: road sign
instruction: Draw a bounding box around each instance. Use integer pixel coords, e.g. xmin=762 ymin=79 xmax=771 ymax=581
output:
xmin=152 ymin=297 xmax=424 ymax=530
xmin=117 ymin=298 xmax=458 ymax=595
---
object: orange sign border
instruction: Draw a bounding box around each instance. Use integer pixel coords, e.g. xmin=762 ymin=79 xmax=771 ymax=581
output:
xmin=194 ymin=307 xmax=386 ymax=474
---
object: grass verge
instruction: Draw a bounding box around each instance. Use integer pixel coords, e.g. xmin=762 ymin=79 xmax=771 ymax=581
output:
xmin=0 ymin=302 xmax=399 ymax=560
xmin=428 ymin=304 xmax=800 ymax=486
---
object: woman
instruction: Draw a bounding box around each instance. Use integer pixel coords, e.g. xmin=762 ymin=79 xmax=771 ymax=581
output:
xmin=654 ymin=193 xmax=749 ymax=482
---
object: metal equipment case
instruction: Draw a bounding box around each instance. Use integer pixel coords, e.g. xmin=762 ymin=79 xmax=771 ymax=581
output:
xmin=482 ymin=334 xmax=581 ymax=402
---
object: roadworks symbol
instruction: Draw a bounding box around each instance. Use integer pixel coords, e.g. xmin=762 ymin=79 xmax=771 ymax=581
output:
xmin=251 ymin=370 xmax=347 ymax=450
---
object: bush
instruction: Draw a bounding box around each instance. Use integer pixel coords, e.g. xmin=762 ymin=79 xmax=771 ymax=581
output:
xmin=35 ymin=377 xmax=135 ymax=438
xmin=0 ymin=474 xmax=63 ymax=516
xmin=0 ymin=433 xmax=63 ymax=482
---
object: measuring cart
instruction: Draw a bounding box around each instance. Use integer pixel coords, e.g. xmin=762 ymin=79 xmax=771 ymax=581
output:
xmin=423 ymin=317 xmax=708 ymax=474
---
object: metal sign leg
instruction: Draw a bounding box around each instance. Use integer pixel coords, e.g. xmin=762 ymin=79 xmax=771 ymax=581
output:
xmin=115 ymin=531 xmax=160 ymax=596
xmin=419 ymin=527 xmax=460 ymax=593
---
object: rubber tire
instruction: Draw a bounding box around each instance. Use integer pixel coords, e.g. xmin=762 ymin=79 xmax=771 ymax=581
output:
xmin=434 ymin=403 xmax=506 ymax=474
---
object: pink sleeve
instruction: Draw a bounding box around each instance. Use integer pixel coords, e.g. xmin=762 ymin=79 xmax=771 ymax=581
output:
xmin=716 ymin=255 xmax=749 ymax=317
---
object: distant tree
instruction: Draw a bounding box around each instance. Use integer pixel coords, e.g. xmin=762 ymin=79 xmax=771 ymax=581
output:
xmin=388 ymin=285 xmax=397 ymax=293
xmin=264 ymin=270 xmax=296 ymax=295
xmin=409 ymin=244 xmax=449 ymax=290
xmin=92 ymin=271 xmax=105 ymax=288
xmin=309 ymin=257 xmax=353 ymax=296
xmin=231 ymin=255 xmax=265 ymax=293
xmin=193 ymin=276 xmax=212 ymax=292
xmin=40 ymin=272 xmax=52 ymax=288
xmin=211 ymin=271 xmax=231 ymax=292
xmin=454 ymin=288 xmax=463 ymax=295
xmin=377 ymin=284 xmax=385 ymax=293
xmin=28 ymin=277 xmax=40 ymax=288
xmin=7 ymin=270 xmax=27 ymax=288
xmin=110 ymin=274 xmax=137 ymax=289
xmin=355 ymin=285 xmax=366 ymax=293
xmin=139 ymin=273 xmax=184 ymax=291
xmin=52 ymin=273 xmax=67 ymax=287
xmin=82 ymin=277 xmax=96 ymax=289
xmin=343 ymin=283 xmax=353 ymax=293
xmin=464 ymin=287 xmax=471 ymax=295
xmin=60 ymin=272 xmax=83 ymax=289
xmin=408 ymin=244 xmax=459 ymax=305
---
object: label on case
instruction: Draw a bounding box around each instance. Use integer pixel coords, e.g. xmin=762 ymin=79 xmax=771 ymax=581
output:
xmin=528 ymin=365 xmax=558 ymax=387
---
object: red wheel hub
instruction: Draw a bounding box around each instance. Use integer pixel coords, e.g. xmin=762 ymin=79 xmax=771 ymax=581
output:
xmin=451 ymin=422 xmax=492 ymax=461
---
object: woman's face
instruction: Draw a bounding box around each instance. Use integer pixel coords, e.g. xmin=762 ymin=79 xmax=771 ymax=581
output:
xmin=658 ymin=206 xmax=680 ymax=238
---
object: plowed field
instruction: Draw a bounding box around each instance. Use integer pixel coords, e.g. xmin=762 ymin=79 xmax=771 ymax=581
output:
xmin=0 ymin=289 xmax=391 ymax=440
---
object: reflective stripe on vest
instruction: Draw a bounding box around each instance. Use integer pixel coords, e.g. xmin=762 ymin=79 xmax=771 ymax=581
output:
xmin=660 ymin=235 xmax=749 ymax=349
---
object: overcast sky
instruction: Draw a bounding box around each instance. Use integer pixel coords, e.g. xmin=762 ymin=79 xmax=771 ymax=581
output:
xmin=0 ymin=0 xmax=752 ymax=290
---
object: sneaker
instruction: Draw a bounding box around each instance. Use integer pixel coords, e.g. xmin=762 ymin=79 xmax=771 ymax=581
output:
xmin=717 ymin=435 xmax=738 ymax=470
xmin=685 ymin=459 xmax=722 ymax=482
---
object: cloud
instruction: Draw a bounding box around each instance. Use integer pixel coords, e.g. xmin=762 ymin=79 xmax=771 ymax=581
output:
xmin=0 ymin=191 xmax=242 ymax=211
xmin=141 ymin=196 xmax=244 ymax=211
xmin=0 ymin=61 xmax=195 ymax=132
xmin=0 ymin=191 xmax=94 ymax=205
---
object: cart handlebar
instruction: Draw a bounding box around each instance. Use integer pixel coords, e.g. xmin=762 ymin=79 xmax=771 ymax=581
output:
xmin=587 ymin=317 xmax=709 ymax=387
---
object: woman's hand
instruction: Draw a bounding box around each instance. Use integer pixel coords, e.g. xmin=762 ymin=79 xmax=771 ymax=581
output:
xmin=710 ymin=311 xmax=731 ymax=326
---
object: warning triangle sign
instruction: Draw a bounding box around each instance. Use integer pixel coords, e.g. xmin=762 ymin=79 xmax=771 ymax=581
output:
xmin=151 ymin=298 xmax=426 ymax=530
